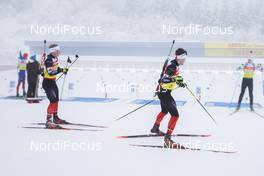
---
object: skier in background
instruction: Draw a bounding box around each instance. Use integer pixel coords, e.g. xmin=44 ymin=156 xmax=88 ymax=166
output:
xmin=150 ymin=48 xmax=187 ymax=148
xmin=40 ymin=53 xmax=46 ymax=77
xmin=42 ymin=44 xmax=69 ymax=128
xmin=236 ymin=57 xmax=255 ymax=111
xmin=26 ymin=54 xmax=41 ymax=100
xmin=16 ymin=51 xmax=28 ymax=97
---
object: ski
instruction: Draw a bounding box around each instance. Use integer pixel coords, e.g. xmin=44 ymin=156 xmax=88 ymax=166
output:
xmin=117 ymin=133 xmax=211 ymax=139
xmin=229 ymin=110 xmax=264 ymax=119
xmin=19 ymin=126 xmax=103 ymax=131
xmin=130 ymin=144 xmax=237 ymax=154
xmin=30 ymin=122 xmax=108 ymax=128
xmin=26 ymin=97 xmax=43 ymax=103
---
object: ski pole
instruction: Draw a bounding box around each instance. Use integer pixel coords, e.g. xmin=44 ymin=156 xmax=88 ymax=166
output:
xmin=60 ymin=57 xmax=72 ymax=100
xmin=159 ymin=40 xmax=175 ymax=79
xmin=41 ymin=40 xmax=47 ymax=66
xmin=40 ymin=40 xmax=47 ymax=91
xmin=100 ymin=74 xmax=107 ymax=99
xmin=56 ymin=54 xmax=79 ymax=82
xmin=155 ymin=40 xmax=175 ymax=96
xmin=44 ymin=40 xmax=47 ymax=54
xmin=228 ymin=70 xmax=241 ymax=108
xmin=115 ymin=98 xmax=157 ymax=121
xmin=185 ymin=86 xmax=217 ymax=125
xmin=34 ymin=75 xmax=39 ymax=98
xmin=35 ymin=40 xmax=47 ymax=96
xmin=116 ymin=40 xmax=175 ymax=121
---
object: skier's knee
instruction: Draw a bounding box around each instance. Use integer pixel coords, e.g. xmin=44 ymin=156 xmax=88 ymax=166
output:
xmin=49 ymin=96 xmax=59 ymax=103
xmin=170 ymin=110 xmax=179 ymax=117
xmin=161 ymin=110 xmax=168 ymax=114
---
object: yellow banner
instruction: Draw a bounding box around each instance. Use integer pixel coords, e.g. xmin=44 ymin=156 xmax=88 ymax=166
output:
xmin=205 ymin=42 xmax=264 ymax=57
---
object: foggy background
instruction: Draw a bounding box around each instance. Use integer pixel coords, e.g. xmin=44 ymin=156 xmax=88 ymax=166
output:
xmin=0 ymin=0 xmax=263 ymax=63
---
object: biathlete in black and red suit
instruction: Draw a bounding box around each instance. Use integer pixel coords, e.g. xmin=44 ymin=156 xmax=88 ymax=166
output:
xmin=42 ymin=44 xmax=69 ymax=128
xmin=150 ymin=48 xmax=187 ymax=147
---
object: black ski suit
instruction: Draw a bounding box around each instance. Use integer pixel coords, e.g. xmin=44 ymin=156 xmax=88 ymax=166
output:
xmin=157 ymin=59 xmax=180 ymax=117
xmin=26 ymin=61 xmax=40 ymax=98
xmin=42 ymin=54 xmax=62 ymax=103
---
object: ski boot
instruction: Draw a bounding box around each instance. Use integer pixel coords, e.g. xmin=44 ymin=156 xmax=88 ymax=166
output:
xmin=45 ymin=119 xmax=61 ymax=129
xmin=236 ymin=104 xmax=240 ymax=111
xmin=23 ymin=91 xmax=26 ymax=97
xmin=164 ymin=134 xmax=175 ymax=148
xmin=250 ymin=105 xmax=254 ymax=112
xmin=16 ymin=92 xmax=19 ymax=97
xmin=164 ymin=134 xmax=186 ymax=149
xmin=53 ymin=115 xmax=68 ymax=124
xmin=150 ymin=124 xmax=165 ymax=135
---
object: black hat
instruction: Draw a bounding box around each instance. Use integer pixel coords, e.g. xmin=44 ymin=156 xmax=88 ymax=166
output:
xmin=175 ymin=48 xmax=187 ymax=56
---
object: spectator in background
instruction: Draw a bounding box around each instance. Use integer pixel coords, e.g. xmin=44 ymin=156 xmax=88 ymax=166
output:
xmin=236 ymin=58 xmax=255 ymax=111
xmin=26 ymin=54 xmax=41 ymax=99
xmin=16 ymin=51 xmax=28 ymax=97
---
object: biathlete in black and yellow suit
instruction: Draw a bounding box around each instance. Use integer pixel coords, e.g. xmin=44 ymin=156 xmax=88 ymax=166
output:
xmin=237 ymin=59 xmax=255 ymax=111
xmin=151 ymin=48 xmax=187 ymax=147
xmin=42 ymin=44 xmax=69 ymax=128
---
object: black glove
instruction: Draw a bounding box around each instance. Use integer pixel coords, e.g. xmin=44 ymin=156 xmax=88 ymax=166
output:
xmin=57 ymin=67 xmax=63 ymax=73
xmin=177 ymin=82 xmax=187 ymax=88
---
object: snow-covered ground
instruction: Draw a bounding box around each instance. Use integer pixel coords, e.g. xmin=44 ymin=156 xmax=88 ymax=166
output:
xmin=1 ymin=0 xmax=264 ymax=175
xmin=1 ymin=65 xmax=264 ymax=176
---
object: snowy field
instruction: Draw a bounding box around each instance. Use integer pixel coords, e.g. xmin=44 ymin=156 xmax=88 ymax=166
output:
xmin=1 ymin=64 xmax=264 ymax=176
xmin=1 ymin=0 xmax=264 ymax=175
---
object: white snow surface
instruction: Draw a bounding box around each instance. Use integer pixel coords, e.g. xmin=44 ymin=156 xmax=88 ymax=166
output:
xmin=1 ymin=65 xmax=264 ymax=176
